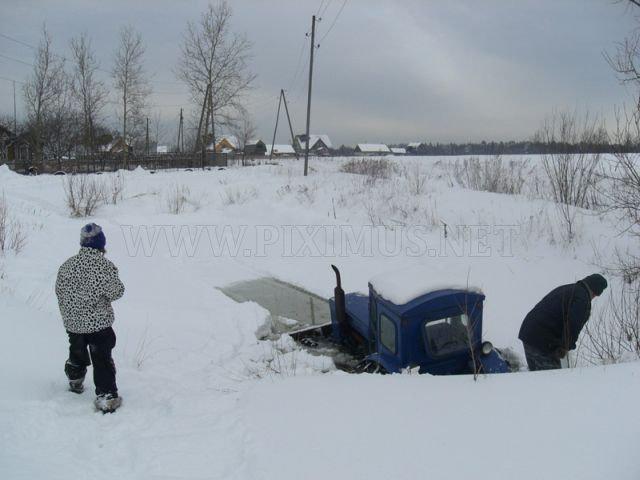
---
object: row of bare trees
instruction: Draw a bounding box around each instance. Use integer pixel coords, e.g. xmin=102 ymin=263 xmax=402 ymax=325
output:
xmin=4 ymin=1 xmax=254 ymax=168
xmin=16 ymin=24 xmax=152 ymax=167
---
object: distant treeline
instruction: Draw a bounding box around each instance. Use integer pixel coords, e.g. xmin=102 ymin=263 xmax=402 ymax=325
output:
xmin=333 ymin=141 xmax=638 ymax=156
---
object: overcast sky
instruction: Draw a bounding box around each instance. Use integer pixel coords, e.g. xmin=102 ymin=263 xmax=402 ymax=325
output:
xmin=0 ymin=0 xmax=637 ymax=146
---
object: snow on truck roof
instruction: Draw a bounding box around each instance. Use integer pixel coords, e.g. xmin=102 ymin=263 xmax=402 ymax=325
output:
xmin=369 ymin=264 xmax=484 ymax=306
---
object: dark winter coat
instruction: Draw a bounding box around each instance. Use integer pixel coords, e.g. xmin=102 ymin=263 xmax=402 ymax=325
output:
xmin=55 ymin=247 xmax=125 ymax=334
xmin=518 ymin=281 xmax=592 ymax=354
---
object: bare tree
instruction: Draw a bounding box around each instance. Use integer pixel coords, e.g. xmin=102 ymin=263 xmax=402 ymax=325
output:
xmin=151 ymin=110 xmax=167 ymax=151
xmin=43 ymin=79 xmax=79 ymax=168
xmin=23 ymin=25 xmax=67 ymax=162
xmin=112 ymin=25 xmax=150 ymax=168
xmin=231 ymin=111 xmax=256 ymax=162
xmin=70 ymin=32 xmax=107 ymax=153
xmin=177 ymin=1 xmax=255 ymax=156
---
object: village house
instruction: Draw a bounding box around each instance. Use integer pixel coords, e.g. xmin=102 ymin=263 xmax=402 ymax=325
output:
xmin=390 ymin=147 xmax=406 ymax=155
xmin=354 ymin=144 xmax=391 ymax=155
xmin=265 ymin=144 xmax=296 ymax=157
xmin=406 ymin=142 xmax=422 ymax=154
xmin=244 ymin=139 xmax=267 ymax=156
xmin=99 ymin=137 xmax=132 ymax=154
xmin=210 ymin=135 xmax=239 ymax=153
xmin=0 ymin=125 xmax=30 ymax=165
xmin=294 ymin=134 xmax=332 ymax=156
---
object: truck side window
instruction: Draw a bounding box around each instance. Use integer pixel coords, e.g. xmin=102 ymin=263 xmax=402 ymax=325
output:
xmin=379 ymin=314 xmax=397 ymax=354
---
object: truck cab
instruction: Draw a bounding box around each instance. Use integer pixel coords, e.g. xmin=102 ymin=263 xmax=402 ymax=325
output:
xmin=329 ymin=267 xmax=508 ymax=375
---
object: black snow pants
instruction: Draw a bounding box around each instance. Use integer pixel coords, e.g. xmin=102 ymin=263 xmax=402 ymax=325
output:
xmin=65 ymin=327 xmax=118 ymax=396
xmin=523 ymin=342 xmax=561 ymax=372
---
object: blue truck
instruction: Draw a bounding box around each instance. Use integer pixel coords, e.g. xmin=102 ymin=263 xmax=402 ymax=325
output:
xmin=293 ymin=265 xmax=510 ymax=375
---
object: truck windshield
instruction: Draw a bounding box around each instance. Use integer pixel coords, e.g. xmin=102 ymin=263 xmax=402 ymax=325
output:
xmin=424 ymin=314 xmax=470 ymax=356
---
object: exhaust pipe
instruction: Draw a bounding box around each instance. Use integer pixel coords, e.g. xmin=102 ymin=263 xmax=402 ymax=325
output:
xmin=331 ymin=265 xmax=348 ymax=332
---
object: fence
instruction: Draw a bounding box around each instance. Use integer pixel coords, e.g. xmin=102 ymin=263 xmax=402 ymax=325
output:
xmin=3 ymin=151 xmax=275 ymax=175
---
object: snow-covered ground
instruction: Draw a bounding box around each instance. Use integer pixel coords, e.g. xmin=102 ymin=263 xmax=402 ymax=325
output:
xmin=0 ymin=156 xmax=638 ymax=479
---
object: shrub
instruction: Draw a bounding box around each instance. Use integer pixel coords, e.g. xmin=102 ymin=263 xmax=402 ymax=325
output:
xmin=0 ymin=193 xmax=27 ymax=255
xmin=221 ymin=186 xmax=258 ymax=206
xmin=536 ymin=111 xmax=606 ymax=242
xmin=404 ymin=162 xmax=428 ymax=195
xmin=107 ymin=172 xmax=126 ymax=205
xmin=452 ymin=155 xmax=527 ymax=195
xmin=63 ymin=174 xmax=106 ymax=217
xmin=166 ymin=184 xmax=192 ymax=214
xmin=582 ymin=283 xmax=640 ymax=364
xmin=340 ymin=157 xmax=396 ymax=183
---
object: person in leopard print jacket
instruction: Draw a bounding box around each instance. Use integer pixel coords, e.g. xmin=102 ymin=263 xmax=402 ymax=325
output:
xmin=55 ymin=223 xmax=125 ymax=412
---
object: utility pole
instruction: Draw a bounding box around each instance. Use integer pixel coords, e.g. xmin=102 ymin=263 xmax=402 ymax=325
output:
xmin=303 ymin=15 xmax=317 ymax=176
xmin=13 ymin=81 xmax=17 ymax=133
xmin=269 ymin=92 xmax=283 ymax=162
xmin=177 ymin=108 xmax=184 ymax=153
xmin=269 ymin=89 xmax=300 ymax=162
xmin=281 ymin=90 xmax=299 ymax=160
xmin=145 ymin=117 xmax=149 ymax=155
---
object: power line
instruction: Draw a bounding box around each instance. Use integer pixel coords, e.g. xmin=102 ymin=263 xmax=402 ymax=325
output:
xmin=319 ymin=0 xmax=333 ymax=17
xmin=319 ymin=0 xmax=348 ymax=44
xmin=0 ymin=31 xmax=189 ymax=87
xmin=287 ymin=35 xmax=309 ymax=92
xmin=316 ymin=0 xmax=326 ymax=16
xmin=0 ymin=75 xmax=24 ymax=84
xmin=0 ymin=33 xmax=36 ymax=50
xmin=0 ymin=52 xmax=33 ymax=67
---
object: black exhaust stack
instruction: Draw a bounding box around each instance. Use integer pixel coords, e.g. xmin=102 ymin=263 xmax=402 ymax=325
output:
xmin=331 ymin=264 xmax=348 ymax=331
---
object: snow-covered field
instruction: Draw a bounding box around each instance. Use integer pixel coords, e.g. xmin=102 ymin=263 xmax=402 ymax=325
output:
xmin=0 ymin=156 xmax=638 ymax=480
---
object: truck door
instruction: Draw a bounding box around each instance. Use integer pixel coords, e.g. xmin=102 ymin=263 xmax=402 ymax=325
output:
xmin=368 ymin=296 xmax=377 ymax=353
xmin=376 ymin=304 xmax=400 ymax=367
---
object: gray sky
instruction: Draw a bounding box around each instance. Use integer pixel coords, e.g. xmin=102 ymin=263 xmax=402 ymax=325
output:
xmin=0 ymin=0 xmax=637 ymax=146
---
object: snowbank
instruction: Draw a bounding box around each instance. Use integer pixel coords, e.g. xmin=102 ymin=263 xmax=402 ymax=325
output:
xmin=0 ymin=163 xmax=17 ymax=180
xmin=243 ymin=364 xmax=640 ymax=480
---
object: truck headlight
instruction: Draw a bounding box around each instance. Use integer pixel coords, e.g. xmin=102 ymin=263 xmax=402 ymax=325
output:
xmin=481 ymin=341 xmax=493 ymax=356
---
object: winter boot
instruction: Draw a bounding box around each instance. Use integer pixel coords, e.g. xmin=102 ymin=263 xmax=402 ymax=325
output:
xmin=94 ymin=393 xmax=122 ymax=413
xmin=68 ymin=378 xmax=85 ymax=394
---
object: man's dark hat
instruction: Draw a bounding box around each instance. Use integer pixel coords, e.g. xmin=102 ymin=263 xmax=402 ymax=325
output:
xmin=582 ymin=274 xmax=607 ymax=296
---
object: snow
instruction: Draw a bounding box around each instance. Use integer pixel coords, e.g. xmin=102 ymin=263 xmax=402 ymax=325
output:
xmin=0 ymin=162 xmax=14 ymax=179
xmin=265 ymin=144 xmax=296 ymax=155
xmin=357 ymin=143 xmax=391 ymax=153
xmin=370 ymin=263 xmax=484 ymax=305
xmin=0 ymin=156 xmax=638 ymax=479
xmin=390 ymin=147 xmax=406 ymax=154
xmin=243 ymin=364 xmax=640 ymax=480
